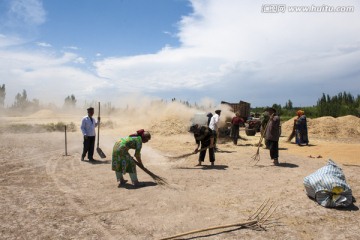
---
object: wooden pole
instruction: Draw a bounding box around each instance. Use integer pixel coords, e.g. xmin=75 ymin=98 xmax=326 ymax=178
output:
xmin=160 ymin=220 xmax=258 ymax=240
xmin=64 ymin=125 xmax=68 ymax=156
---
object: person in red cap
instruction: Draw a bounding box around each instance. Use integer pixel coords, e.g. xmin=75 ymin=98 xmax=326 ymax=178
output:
xmin=231 ymin=112 xmax=244 ymax=145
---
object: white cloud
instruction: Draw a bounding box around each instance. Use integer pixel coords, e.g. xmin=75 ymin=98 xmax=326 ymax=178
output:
xmin=64 ymin=46 xmax=79 ymax=50
xmin=92 ymin=0 xmax=360 ymax=105
xmin=1 ymin=0 xmax=360 ymax=107
xmin=0 ymin=48 xmax=107 ymax=105
xmin=0 ymin=34 xmax=24 ymax=47
xmin=36 ymin=41 xmax=52 ymax=47
xmin=74 ymin=57 xmax=86 ymax=64
xmin=8 ymin=0 xmax=46 ymax=26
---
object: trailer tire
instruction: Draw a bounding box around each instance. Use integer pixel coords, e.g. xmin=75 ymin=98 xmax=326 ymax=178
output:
xmin=245 ymin=128 xmax=256 ymax=136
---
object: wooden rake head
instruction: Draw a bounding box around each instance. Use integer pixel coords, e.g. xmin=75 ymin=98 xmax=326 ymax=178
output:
xmin=247 ymin=198 xmax=279 ymax=230
xmin=249 ymin=144 xmax=262 ymax=165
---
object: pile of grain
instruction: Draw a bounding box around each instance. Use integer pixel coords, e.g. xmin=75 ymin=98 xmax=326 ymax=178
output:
xmin=150 ymin=117 xmax=190 ymax=136
xmin=282 ymin=115 xmax=360 ymax=139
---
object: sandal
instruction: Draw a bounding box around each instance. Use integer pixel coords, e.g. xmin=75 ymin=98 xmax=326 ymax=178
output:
xmin=118 ymin=179 xmax=128 ymax=187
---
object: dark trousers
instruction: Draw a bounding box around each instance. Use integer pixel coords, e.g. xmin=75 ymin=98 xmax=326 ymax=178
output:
xmin=199 ymin=140 xmax=215 ymax=162
xmin=212 ymin=130 xmax=218 ymax=147
xmin=82 ymin=136 xmax=95 ymax=160
xmin=267 ymin=140 xmax=279 ymax=160
xmin=231 ymin=125 xmax=240 ymax=145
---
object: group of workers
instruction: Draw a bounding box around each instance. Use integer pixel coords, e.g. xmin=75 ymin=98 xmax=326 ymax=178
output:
xmin=80 ymin=106 xmax=308 ymax=188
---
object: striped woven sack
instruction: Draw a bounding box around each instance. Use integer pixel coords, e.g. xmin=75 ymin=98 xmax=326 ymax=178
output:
xmin=303 ymin=160 xmax=353 ymax=208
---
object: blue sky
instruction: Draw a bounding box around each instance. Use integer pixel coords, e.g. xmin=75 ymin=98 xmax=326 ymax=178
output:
xmin=0 ymin=0 xmax=359 ymax=108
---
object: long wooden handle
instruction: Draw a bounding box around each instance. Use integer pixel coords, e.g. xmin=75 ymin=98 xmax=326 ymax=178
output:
xmin=97 ymin=102 xmax=100 ymax=148
xmin=160 ymin=220 xmax=258 ymax=240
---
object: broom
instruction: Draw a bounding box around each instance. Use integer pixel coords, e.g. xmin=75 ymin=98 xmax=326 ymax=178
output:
xmin=132 ymin=158 xmax=168 ymax=185
xmin=166 ymin=147 xmax=209 ymax=159
xmin=286 ymin=119 xmax=296 ymax=142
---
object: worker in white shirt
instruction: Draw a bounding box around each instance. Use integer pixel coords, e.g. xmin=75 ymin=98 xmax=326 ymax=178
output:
xmin=209 ymin=109 xmax=221 ymax=151
xmin=80 ymin=107 xmax=100 ymax=162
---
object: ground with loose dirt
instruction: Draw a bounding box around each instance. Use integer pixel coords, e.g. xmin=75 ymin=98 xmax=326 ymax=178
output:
xmin=1 ymin=108 xmax=359 ymax=240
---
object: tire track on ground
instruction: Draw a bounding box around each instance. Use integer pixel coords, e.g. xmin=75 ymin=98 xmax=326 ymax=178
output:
xmin=45 ymin=153 xmax=115 ymax=239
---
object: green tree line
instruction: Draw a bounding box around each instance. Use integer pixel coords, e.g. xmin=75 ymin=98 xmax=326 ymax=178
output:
xmin=252 ymin=92 xmax=359 ymax=119
xmin=316 ymin=92 xmax=360 ymax=117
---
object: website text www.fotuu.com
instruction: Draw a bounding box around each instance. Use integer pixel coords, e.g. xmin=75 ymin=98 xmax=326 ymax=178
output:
xmin=261 ymin=4 xmax=355 ymax=13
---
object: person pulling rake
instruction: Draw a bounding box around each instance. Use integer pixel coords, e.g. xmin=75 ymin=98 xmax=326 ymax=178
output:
xmin=251 ymin=108 xmax=280 ymax=166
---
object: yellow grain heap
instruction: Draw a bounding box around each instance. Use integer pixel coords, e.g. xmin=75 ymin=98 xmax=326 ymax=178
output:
xmin=282 ymin=115 xmax=360 ymax=139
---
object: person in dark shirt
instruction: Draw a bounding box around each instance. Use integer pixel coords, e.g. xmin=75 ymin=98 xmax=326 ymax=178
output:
xmin=295 ymin=110 xmax=309 ymax=146
xmin=231 ymin=112 xmax=244 ymax=145
xmin=189 ymin=124 xmax=215 ymax=166
xmin=265 ymin=108 xmax=281 ymax=166
xmin=206 ymin=112 xmax=213 ymax=126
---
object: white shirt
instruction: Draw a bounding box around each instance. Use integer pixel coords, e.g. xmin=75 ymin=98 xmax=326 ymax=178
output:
xmin=209 ymin=113 xmax=220 ymax=131
xmin=81 ymin=115 xmax=98 ymax=136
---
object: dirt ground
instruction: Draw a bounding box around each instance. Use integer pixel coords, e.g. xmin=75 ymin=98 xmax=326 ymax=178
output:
xmin=1 ymin=110 xmax=359 ymax=240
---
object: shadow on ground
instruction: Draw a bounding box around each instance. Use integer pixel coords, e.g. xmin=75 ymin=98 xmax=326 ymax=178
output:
xmin=175 ymin=165 xmax=229 ymax=171
xmin=277 ymin=162 xmax=299 ymax=168
xmin=87 ymin=159 xmax=111 ymax=164
xmin=251 ymin=162 xmax=299 ymax=168
xmin=120 ymin=181 xmax=158 ymax=190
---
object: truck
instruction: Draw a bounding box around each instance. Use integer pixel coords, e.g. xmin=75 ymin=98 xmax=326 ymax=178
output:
xmin=220 ymin=100 xmax=261 ymax=136
xmin=220 ymin=100 xmax=250 ymax=120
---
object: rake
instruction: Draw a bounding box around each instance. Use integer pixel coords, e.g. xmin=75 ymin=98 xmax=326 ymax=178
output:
xmin=160 ymin=198 xmax=278 ymax=240
xmin=250 ymin=115 xmax=272 ymax=165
